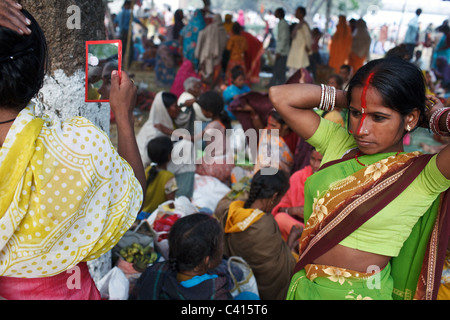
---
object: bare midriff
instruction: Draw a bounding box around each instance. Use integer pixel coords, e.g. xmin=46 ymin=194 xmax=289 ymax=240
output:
xmin=313 ymin=244 xmax=391 ymax=273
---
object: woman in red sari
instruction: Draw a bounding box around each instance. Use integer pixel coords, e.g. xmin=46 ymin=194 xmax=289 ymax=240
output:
xmin=270 ymin=57 xmax=450 ymax=300
xmin=242 ymin=30 xmax=263 ymax=85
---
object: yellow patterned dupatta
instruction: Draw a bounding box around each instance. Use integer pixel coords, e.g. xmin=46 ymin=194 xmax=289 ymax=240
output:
xmin=0 ymin=105 xmax=142 ymax=278
xmin=224 ymin=200 xmax=265 ymax=233
xmin=290 ymin=151 xmax=450 ymax=300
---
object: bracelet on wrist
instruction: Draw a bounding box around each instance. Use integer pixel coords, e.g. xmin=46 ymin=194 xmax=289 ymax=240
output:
xmin=429 ymin=107 xmax=450 ymax=136
xmin=319 ymin=84 xmax=336 ymax=112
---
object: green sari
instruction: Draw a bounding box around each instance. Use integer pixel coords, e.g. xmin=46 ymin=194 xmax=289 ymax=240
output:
xmin=287 ymin=151 xmax=450 ymax=300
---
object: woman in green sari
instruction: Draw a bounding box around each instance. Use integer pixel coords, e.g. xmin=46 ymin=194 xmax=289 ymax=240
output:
xmin=269 ymin=57 xmax=450 ymax=300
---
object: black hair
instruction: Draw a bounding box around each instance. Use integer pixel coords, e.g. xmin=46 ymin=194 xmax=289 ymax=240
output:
xmin=346 ymin=57 xmax=427 ymax=128
xmin=172 ymin=9 xmax=184 ymax=40
xmin=297 ymin=6 xmax=306 ymax=16
xmin=197 ymin=91 xmax=231 ymax=129
xmin=168 ymin=213 xmax=223 ymax=272
xmin=232 ymin=22 xmax=242 ymax=35
xmin=231 ymin=65 xmax=245 ymax=81
xmin=275 ymin=8 xmax=285 ymax=18
xmin=161 ymin=92 xmax=178 ymax=109
xmin=340 ymin=64 xmax=351 ymax=73
xmin=269 ymin=109 xmax=285 ymax=125
xmin=146 ymin=136 xmax=173 ymax=186
xmin=244 ymin=170 xmax=289 ymax=209
xmin=328 ymin=74 xmax=344 ymax=89
xmin=0 ymin=9 xmax=48 ymax=110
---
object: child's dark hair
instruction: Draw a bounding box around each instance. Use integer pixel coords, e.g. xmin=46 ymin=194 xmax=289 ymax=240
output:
xmin=231 ymin=65 xmax=245 ymax=81
xmin=162 ymin=92 xmax=178 ymax=108
xmin=244 ymin=170 xmax=289 ymax=208
xmin=168 ymin=213 xmax=223 ymax=272
xmin=0 ymin=9 xmax=48 ymax=110
xmin=146 ymin=136 xmax=173 ymax=186
xmin=197 ymin=91 xmax=231 ymax=129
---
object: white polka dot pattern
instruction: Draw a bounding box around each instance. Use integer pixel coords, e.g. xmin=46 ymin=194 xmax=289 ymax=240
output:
xmin=0 ymin=105 xmax=143 ymax=277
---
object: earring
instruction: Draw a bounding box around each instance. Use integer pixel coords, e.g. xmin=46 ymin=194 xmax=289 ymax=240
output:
xmin=406 ymin=124 xmax=411 ymax=132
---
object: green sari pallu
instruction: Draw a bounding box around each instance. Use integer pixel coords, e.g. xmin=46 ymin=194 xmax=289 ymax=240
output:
xmin=287 ymin=152 xmax=450 ymax=300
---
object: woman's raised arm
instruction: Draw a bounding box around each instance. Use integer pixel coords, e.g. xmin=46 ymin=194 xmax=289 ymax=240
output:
xmin=269 ymin=83 xmax=347 ymax=140
xmin=427 ymin=95 xmax=450 ymax=179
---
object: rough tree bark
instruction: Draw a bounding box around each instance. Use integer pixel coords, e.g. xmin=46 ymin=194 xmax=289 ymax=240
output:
xmin=20 ymin=0 xmax=110 ymax=133
xmin=19 ymin=0 xmax=113 ymax=283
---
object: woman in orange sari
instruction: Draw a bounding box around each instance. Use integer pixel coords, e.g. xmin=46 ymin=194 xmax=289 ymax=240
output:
xmin=328 ymin=15 xmax=352 ymax=74
xmin=225 ymin=22 xmax=248 ymax=84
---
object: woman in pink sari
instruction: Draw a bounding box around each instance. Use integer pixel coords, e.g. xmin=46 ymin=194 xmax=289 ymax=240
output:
xmin=272 ymin=149 xmax=323 ymax=240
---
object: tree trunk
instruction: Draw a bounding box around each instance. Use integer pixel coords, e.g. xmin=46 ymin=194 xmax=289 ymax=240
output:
xmin=19 ymin=0 xmax=112 ymax=283
xmin=19 ymin=0 xmax=110 ymax=133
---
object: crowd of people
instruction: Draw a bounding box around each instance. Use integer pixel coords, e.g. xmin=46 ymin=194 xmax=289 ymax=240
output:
xmin=0 ymin=0 xmax=449 ymax=301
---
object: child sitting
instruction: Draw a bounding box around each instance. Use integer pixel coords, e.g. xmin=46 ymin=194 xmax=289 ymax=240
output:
xmin=195 ymin=91 xmax=235 ymax=186
xmin=222 ymin=65 xmax=251 ymax=120
xmin=141 ymin=136 xmax=178 ymax=215
xmin=254 ymin=109 xmax=298 ymax=174
xmin=130 ymin=213 xmax=233 ymax=300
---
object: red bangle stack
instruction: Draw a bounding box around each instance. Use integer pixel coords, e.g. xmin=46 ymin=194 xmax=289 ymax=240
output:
xmin=429 ymin=108 xmax=450 ymax=136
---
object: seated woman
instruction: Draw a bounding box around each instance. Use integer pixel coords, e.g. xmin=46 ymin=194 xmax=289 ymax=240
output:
xmin=136 ymin=91 xmax=196 ymax=199
xmin=222 ymin=65 xmax=250 ymax=120
xmin=214 ymin=169 xmax=298 ymax=300
xmin=137 ymin=91 xmax=180 ymax=167
xmin=272 ymin=148 xmax=323 ymax=241
xmin=175 ymin=76 xmax=210 ymax=134
xmin=141 ymin=136 xmax=178 ymax=215
xmin=130 ymin=213 xmax=233 ymax=300
xmin=195 ymin=91 xmax=235 ymax=186
xmin=254 ymin=109 xmax=298 ymax=174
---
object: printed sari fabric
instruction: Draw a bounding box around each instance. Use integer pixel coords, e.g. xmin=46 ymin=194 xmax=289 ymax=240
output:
xmin=0 ymin=105 xmax=142 ymax=298
xmin=288 ymin=152 xmax=450 ymax=300
xmin=215 ymin=200 xmax=296 ymax=300
xmin=180 ymin=9 xmax=206 ymax=68
xmin=288 ymin=262 xmax=394 ymax=300
xmin=271 ymin=165 xmax=312 ymax=240
xmin=155 ymin=40 xmax=182 ymax=86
